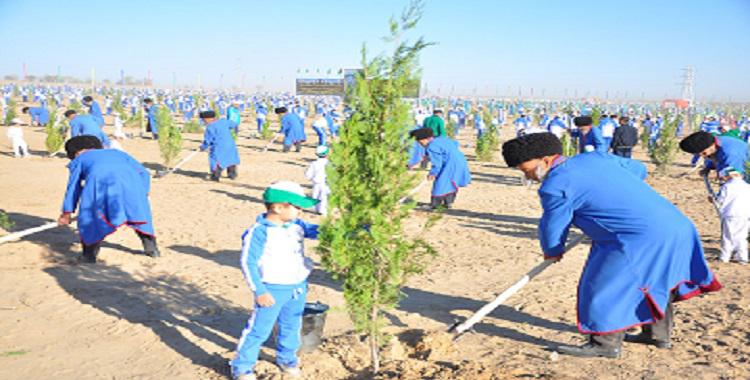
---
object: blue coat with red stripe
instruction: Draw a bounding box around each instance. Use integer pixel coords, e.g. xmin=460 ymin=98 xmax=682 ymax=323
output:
xmin=62 ymin=149 xmax=154 ymax=245
xmin=426 ymin=137 xmax=471 ymax=196
xmin=200 ymin=119 xmax=241 ymax=170
xmin=539 ymin=153 xmax=720 ymax=333
xmin=280 ymin=113 xmax=307 ymax=146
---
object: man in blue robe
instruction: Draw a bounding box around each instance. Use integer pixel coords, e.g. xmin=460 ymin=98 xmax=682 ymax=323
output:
xmin=574 ymin=116 xmax=607 ymax=153
xmin=501 ymin=133 xmax=721 ymax=358
xmin=58 ymin=135 xmax=158 ymax=263
xmin=255 ymin=103 xmax=268 ymax=133
xmin=199 ymin=111 xmax=241 ymax=181
xmin=144 ymin=98 xmax=159 ymax=139
xmin=275 ymin=107 xmax=306 ymax=153
xmin=65 ymin=110 xmax=110 ymax=147
xmin=22 ymin=106 xmax=50 ymax=126
xmin=410 ymin=128 xmax=471 ymax=209
xmin=679 ymin=131 xmax=749 ymax=177
xmin=82 ymin=96 xmax=105 ymax=127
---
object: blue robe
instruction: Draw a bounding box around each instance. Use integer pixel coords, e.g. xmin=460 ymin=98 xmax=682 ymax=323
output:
xmin=29 ymin=107 xmax=50 ymax=125
xmin=147 ymin=104 xmax=159 ymax=135
xmin=539 ymin=153 xmax=720 ymax=334
xmin=280 ymin=113 xmax=306 ymax=146
xmin=200 ymin=119 xmax=241 ymax=170
xmin=70 ymin=114 xmax=110 ymax=147
xmin=89 ymin=101 xmax=105 ymax=126
xmin=705 ymin=135 xmax=749 ymax=175
xmin=62 ymin=149 xmax=154 ymax=245
xmin=578 ymin=126 xmax=606 ymax=153
xmin=426 ymin=137 xmax=471 ymax=196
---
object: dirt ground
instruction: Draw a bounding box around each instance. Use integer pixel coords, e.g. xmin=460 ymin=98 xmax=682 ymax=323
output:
xmin=0 ymin=112 xmax=748 ymax=380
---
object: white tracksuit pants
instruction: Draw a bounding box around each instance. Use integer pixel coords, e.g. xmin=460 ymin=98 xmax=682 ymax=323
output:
xmin=720 ymin=216 xmax=749 ymax=263
xmin=12 ymin=139 xmax=29 ymax=157
xmin=311 ymin=183 xmax=329 ymax=216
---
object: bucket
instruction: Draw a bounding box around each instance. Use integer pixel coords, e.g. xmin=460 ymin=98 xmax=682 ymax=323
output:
xmin=269 ymin=302 xmax=329 ymax=353
xmin=300 ymin=302 xmax=329 ymax=353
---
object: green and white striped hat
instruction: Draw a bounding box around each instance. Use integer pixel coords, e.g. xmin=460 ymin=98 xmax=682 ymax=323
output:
xmin=316 ymin=145 xmax=330 ymax=157
xmin=263 ymin=181 xmax=319 ymax=208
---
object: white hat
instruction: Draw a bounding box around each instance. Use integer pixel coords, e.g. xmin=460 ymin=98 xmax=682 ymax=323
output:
xmin=316 ymin=145 xmax=330 ymax=157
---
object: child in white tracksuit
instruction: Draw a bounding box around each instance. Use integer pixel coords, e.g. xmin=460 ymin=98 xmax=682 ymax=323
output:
xmin=230 ymin=181 xmax=319 ymax=380
xmin=6 ymin=119 xmax=29 ymax=157
xmin=305 ymin=146 xmax=330 ymax=215
xmin=715 ymin=167 xmax=750 ymax=264
xmin=113 ymin=113 xmax=128 ymax=139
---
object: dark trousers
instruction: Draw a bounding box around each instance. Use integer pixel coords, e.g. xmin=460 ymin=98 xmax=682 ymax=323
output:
xmin=82 ymin=231 xmax=157 ymax=260
xmin=589 ymin=331 xmax=625 ymax=350
xmin=211 ymin=165 xmax=238 ymax=181
xmin=613 ymin=147 xmax=633 ymax=158
xmin=430 ymin=192 xmax=457 ymax=209
xmin=590 ymin=294 xmax=675 ymax=349
xmin=282 ymin=142 xmax=302 ymax=153
xmin=638 ymin=294 xmax=675 ymax=342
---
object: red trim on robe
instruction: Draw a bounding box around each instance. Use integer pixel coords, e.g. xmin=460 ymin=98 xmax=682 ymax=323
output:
xmin=432 ymin=180 xmax=460 ymax=197
xmin=79 ymin=212 xmax=155 ymax=246
xmin=575 ymin=273 xmax=722 ymax=335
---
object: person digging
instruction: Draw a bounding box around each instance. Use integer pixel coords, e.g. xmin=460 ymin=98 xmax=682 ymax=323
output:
xmin=501 ymin=132 xmax=721 ymax=358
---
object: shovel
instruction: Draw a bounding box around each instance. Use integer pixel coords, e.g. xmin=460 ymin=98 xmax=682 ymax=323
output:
xmin=0 ymin=218 xmax=76 ymax=245
xmin=155 ymin=149 xmax=201 ymax=178
xmin=448 ymin=233 xmax=585 ymax=339
xmin=261 ymin=135 xmax=281 ymax=153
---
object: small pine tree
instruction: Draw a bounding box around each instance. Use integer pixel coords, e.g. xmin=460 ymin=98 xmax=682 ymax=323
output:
xmin=68 ymin=100 xmax=83 ymax=114
xmin=318 ymin=1 xmax=435 ymax=373
xmin=4 ymin=98 xmax=17 ymax=126
xmin=474 ymin=107 xmax=499 ymax=162
xmin=44 ymin=107 xmax=65 ymax=155
xmin=260 ymin=112 xmax=274 ymax=140
xmin=182 ymin=120 xmax=202 ymax=133
xmin=112 ymin=94 xmax=125 ymax=116
xmin=156 ymin=107 xmax=182 ymax=167
xmin=640 ymin=119 xmax=651 ymax=151
xmin=475 ymin=132 xmax=492 ymax=161
xmin=649 ymin=113 xmax=680 ymax=175
xmin=484 ymin=113 xmax=499 ymax=152
xmin=560 ymin=132 xmax=576 ymax=156
xmin=0 ymin=210 xmax=14 ymax=231
xmin=125 ymin=107 xmax=143 ymax=129
xmin=591 ymin=106 xmax=602 ymax=127
xmin=445 ymin=118 xmax=456 ymax=138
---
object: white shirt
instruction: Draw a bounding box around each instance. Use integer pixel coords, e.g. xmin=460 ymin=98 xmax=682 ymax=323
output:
xmin=312 ymin=116 xmax=327 ymax=129
xmin=6 ymin=126 xmax=25 ymax=143
xmin=717 ymin=177 xmax=750 ymax=219
xmin=305 ymin=157 xmax=328 ymax=185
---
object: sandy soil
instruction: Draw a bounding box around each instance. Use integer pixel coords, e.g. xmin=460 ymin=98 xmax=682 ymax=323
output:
xmin=0 ymin=111 xmax=748 ymax=380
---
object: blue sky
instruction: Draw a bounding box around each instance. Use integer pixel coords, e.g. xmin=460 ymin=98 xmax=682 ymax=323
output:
xmin=1 ymin=0 xmax=749 ymax=101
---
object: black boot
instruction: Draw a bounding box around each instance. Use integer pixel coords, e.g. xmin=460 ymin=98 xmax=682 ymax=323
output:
xmin=625 ymin=298 xmax=674 ymax=349
xmin=79 ymin=243 xmax=101 ymax=263
xmin=623 ymin=333 xmax=672 ymax=349
xmin=443 ymin=193 xmax=457 ymax=209
xmin=557 ymin=334 xmax=622 ymax=359
xmin=210 ymin=167 xmax=222 ymax=182
xmin=227 ymin=165 xmax=238 ymax=180
xmin=138 ymin=232 xmax=160 ymax=258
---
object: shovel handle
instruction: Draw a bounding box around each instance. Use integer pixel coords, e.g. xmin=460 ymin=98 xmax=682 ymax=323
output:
xmin=0 ymin=219 xmax=74 ymax=245
xmin=450 ymin=233 xmax=585 ymax=336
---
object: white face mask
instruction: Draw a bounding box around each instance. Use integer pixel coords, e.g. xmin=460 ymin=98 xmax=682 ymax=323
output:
xmin=521 ymin=162 xmax=549 ymax=188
